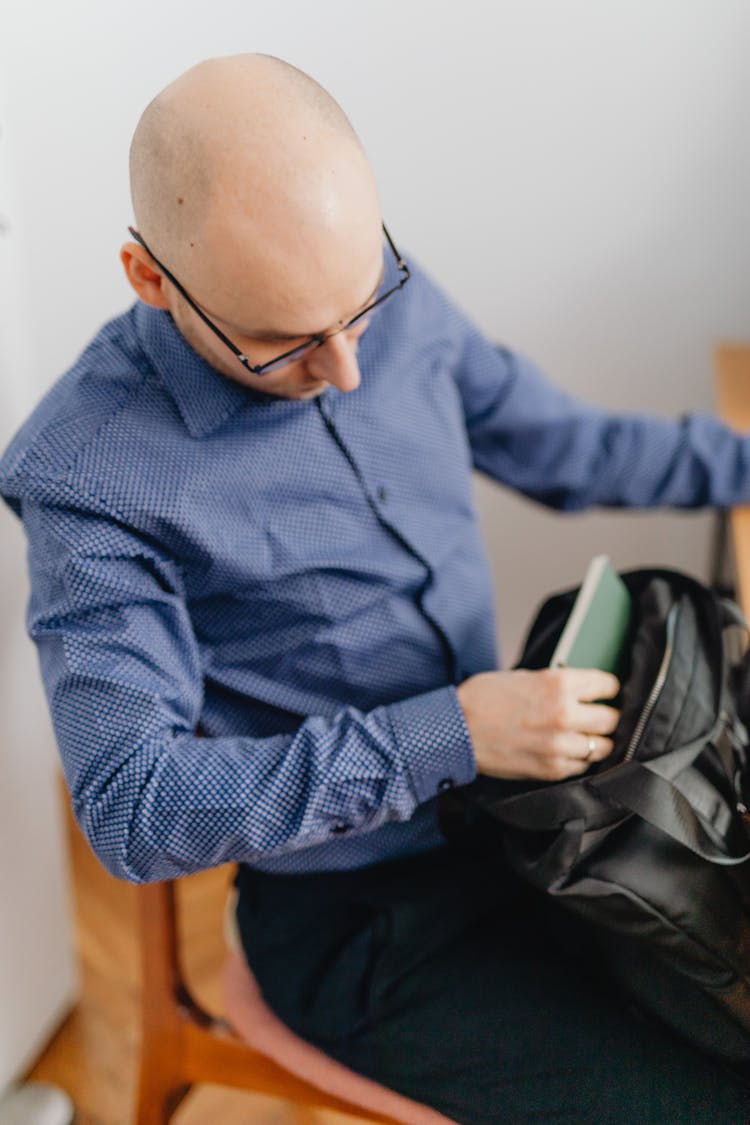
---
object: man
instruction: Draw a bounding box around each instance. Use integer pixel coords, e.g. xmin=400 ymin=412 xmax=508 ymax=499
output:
xmin=2 ymin=53 xmax=749 ymax=1123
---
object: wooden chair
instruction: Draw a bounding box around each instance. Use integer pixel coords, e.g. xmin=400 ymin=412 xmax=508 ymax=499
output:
xmin=714 ymin=344 xmax=750 ymax=622
xmin=133 ymin=875 xmax=455 ymax=1124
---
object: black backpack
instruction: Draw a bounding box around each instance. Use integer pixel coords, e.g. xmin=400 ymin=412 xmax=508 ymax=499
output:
xmin=440 ymin=568 xmax=750 ymax=1072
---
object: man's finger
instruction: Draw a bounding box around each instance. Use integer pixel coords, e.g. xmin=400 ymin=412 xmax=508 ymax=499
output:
xmin=568 ymin=738 xmax=615 ymax=775
xmin=571 ymin=702 xmax=620 ymax=736
xmin=549 ymin=732 xmax=614 ymax=760
xmin=577 ymin=734 xmax=614 ymax=761
xmin=565 ymin=668 xmax=620 ymax=702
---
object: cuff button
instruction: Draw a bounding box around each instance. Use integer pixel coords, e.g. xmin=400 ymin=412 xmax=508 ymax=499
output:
xmin=437 ymin=777 xmax=455 ymax=792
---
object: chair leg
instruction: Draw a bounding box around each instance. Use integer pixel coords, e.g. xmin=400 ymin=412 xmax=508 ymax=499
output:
xmin=134 ymin=881 xmax=194 ymax=1124
xmin=134 ymin=1073 xmax=191 ymax=1125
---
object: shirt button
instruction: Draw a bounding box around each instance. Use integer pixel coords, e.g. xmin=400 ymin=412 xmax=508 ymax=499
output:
xmin=376 ymin=486 xmax=388 ymax=503
xmin=331 ymin=824 xmax=350 ymax=834
xmin=437 ymin=778 xmax=455 ymax=792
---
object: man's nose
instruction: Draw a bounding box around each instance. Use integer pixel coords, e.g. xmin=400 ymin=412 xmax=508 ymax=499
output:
xmin=305 ymin=326 xmax=364 ymax=392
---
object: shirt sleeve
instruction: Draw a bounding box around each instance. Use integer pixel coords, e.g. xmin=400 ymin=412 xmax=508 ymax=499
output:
xmin=15 ymin=486 xmax=476 ymax=884
xmin=432 ymin=279 xmax=750 ymax=510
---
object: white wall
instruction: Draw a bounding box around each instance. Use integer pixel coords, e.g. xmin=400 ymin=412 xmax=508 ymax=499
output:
xmin=0 ymin=73 xmax=77 ymax=1095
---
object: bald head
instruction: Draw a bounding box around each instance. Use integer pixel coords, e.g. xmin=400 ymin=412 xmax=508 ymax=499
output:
xmin=124 ymin=54 xmax=386 ymax=399
xmin=129 ymin=54 xmax=380 ymax=300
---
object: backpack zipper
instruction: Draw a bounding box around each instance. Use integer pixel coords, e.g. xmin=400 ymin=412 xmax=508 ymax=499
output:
xmin=622 ymin=603 xmax=679 ymax=763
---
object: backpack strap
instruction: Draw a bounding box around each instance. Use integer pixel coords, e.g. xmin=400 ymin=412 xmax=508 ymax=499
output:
xmin=463 ymin=776 xmax=607 ymax=832
xmin=592 ymin=753 xmax=750 ymax=865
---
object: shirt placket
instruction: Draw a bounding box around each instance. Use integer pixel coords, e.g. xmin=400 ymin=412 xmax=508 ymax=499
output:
xmin=315 ymin=393 xmax=460 ymax=686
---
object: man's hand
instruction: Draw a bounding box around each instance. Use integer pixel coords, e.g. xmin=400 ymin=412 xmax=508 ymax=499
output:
xmin=456 ymin=668 xmax=620 ymax=781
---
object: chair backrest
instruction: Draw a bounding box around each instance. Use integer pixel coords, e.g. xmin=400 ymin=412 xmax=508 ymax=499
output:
xmin=715 ymin=344 xmax=750 ymax=619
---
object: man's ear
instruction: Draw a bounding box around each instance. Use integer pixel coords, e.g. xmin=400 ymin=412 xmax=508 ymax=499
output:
xmin=120 ymin=242 xmax=170 ymax=309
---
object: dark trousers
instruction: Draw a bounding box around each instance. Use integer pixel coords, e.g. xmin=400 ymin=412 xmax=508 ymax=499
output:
xmin=233 ymin=841 xmax=750 ymax=1124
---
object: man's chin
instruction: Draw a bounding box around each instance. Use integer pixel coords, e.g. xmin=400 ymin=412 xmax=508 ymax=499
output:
xmin=290 ymin=382 xmax=327 ymax=399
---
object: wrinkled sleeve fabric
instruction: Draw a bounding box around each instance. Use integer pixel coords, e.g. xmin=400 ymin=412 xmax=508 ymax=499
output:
xmin=14 ymin=483 xmax=475 ymax=884
xmin=438 ymin=287 xmax=750 ymax=510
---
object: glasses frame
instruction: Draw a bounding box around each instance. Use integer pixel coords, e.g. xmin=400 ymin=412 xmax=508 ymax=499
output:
xmin=126 ymin=222 xmax=410 ymax=376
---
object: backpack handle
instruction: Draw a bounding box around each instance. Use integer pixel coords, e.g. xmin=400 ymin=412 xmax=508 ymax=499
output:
xmin=592 ymin=753 xmax=750 ymax=865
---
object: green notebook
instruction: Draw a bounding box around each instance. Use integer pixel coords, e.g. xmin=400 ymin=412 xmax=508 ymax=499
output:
xmin=549 ymin=555 xmax=632 ymax=674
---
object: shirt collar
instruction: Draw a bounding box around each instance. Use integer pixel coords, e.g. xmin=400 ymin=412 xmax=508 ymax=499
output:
xmin=133 ymin=301 xmax=284 ymax=438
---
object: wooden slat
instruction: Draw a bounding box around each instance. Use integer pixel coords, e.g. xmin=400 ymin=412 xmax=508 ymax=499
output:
xmin=715 ymin=346 xmax=750 ymax=431
xmin=181 ymin=1023 xmax=407 ymax=1124
xmin=714 ymin=345 xmax=750 ymax=621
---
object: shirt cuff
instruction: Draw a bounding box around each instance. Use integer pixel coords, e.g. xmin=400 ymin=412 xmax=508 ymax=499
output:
xmin=386 ymin=684 xmax=477 ymax=804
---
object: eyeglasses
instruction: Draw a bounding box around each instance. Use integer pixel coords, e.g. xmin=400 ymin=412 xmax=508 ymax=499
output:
xmin=126 ymin=222 xmax=410 ymax=376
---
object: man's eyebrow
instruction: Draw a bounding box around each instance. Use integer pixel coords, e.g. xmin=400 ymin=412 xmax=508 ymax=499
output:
xmin=242 ymin=264 xmax=386 ymax=342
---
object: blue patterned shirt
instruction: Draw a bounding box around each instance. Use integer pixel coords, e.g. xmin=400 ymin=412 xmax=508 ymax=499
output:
xmin=2 ymin=248 xmax=749 ymax=882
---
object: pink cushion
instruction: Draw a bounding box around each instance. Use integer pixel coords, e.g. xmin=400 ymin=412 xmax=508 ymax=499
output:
xmin=222 ymin=945 xmax=457 ymax=1125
